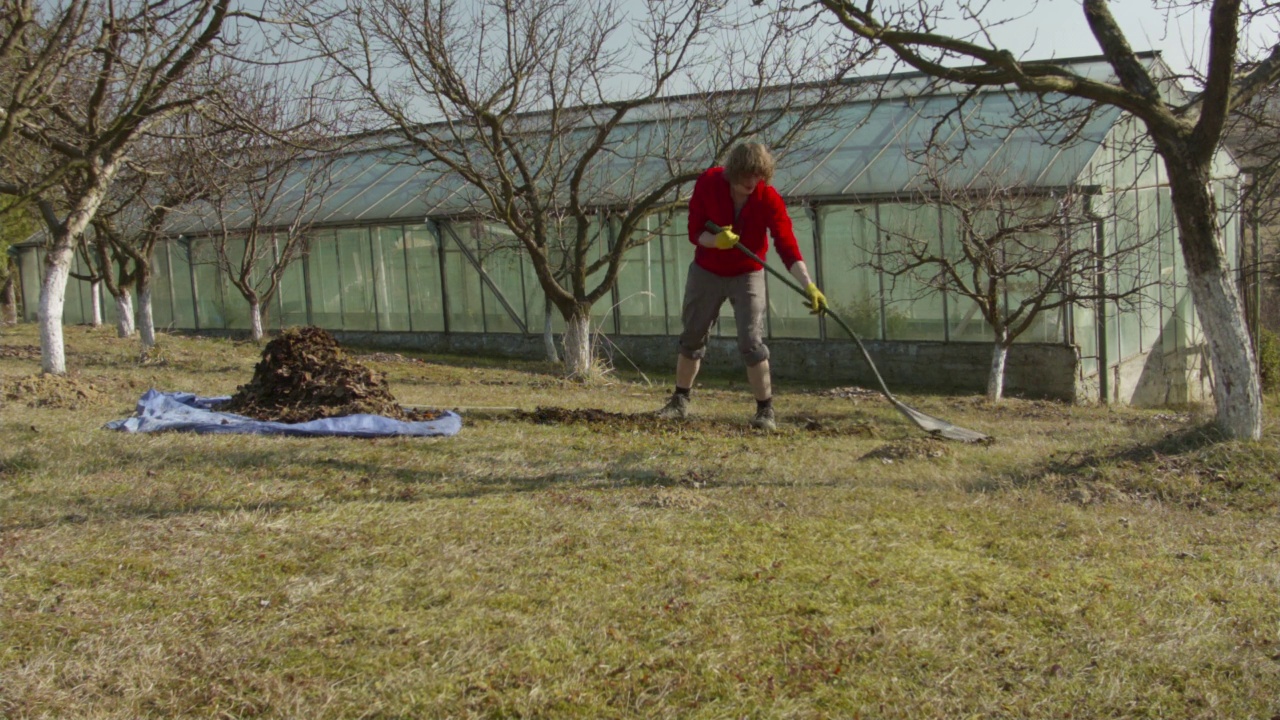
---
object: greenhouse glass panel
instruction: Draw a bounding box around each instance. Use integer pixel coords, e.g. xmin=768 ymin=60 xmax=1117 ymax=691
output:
xmin=441 ymin=221 xmax=484 ymax=332
xmin=939 ymin=207 xmax=993 ymax=343
xmin=151 ymin=243 xmax=174 ymax=329
xmin=373 ymin=226 xmax=410 ymax=331
xmin=480 ymin=246 xmax=526 ymax=334
xmin=404 ymin=224 xmax=445 ymax=332
xmin=1218 ymin=181 xmax=1239 ymax=268
xmin=521 ymin=251 xmax=561 ymax=334
xmin=190 ymin=239 xmax=226 ymax=329
xmin=168 ymin=240 xmax=197 ymax=329
xmin=1008 ymin=230 xmax=1066 ymax=345
xmin=1136 ymin=189 xmax=1164 ymax=354
xmin=337 ymin=228 xmax=377 ymax=330
xmin=65 ymin=252 xmax=91 ymax=324
xmin=878 ymin=203 xmax=946 ymax=341
xmin=616 ymin=216 xmax=673 ymax=335
xmin=18 ymin=249 xmax=40 ymax=322
xmin=661 ymin=213 xmax=697 ymax=336
xmin=1114 ymin=190 xmax=1143 ymax=359
xmin=306 ymin=229 xmax=343 ymax=329
xmin=222 ymin=235 xmax=252 ymax=330
xmin=1076 ymin=302 xmax=1098 ymax=376
xmin=856 ymin=97 xmax=967 ymax=196
xmin=586 ymin=218 xmax=616 ymax=335
xmin=797 ymin=103 xmax=918 ymax=197
xmin=767 ymin=211 xmax=819 ymax=338
xmin=276 ymin=235 xmax=309 ymax=328
xmin=470 ymin=221 xmax=527 ymax=333
xmin=818 ymin=205 xmax=883 ymax=339
xmin=358 ymin=161 xmax=432 ymax=220
xmin=313 ymin=153 xmax=396 ymax=222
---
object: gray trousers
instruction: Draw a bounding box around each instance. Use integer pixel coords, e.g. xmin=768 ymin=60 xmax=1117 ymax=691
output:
xmin=677 ymin=263 xmax=769 ymax=366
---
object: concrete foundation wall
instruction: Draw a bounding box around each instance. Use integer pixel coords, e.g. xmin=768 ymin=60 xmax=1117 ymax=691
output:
xmin=329 ymin=330 xmax=1081 ymax=400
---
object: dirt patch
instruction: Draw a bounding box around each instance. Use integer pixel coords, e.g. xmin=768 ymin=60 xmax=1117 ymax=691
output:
xmin=860 ymin=437 xmax=951 ymax=462
xmin=220 ymin=327 xmax=444 ymax=423
xmin=355 ymin=352 xmax=426 ymax=365
xmin=511 ymin=405 xmax=881 ymax=438
xmin=814 ymin=386 xmax=882 ymax=401
xmin=638 ymin=488 xmax=716 ymax=511
xmin=2 ymin=373 xmax=110 ymax=409
xmin=0 ymin=345 xmax=41 ymax=361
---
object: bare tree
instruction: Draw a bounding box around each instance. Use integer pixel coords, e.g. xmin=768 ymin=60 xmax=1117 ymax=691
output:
xmin=286 ymin=0 xmax=861 ymax=377
xmin=173 ymin=71 xmax=343 ymax=343
xmin=85 ymin=123 xmax=222 ymax=350
xmin=798 ymin=0 xmax=1278 ymax=439
xmin=0 ymin=0 xmax=238 ymax=375
xmin=863 ymin=151 xmax=1153 ymax=401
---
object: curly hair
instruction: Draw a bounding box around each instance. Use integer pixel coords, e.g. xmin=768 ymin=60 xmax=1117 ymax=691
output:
xmin=724 ymin=142 xmax=776 ymax=185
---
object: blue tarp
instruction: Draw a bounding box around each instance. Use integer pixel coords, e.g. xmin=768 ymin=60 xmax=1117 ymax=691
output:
xmin=106 ymin=389 xmax=463 ymax=438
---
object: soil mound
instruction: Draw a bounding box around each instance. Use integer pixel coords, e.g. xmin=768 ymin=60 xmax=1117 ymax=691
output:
xmin=3 ymin=373 xmax=109 ymax=409
xmin=860 ymin=437 xmax=951 ymax=462
xmin=220 ymin=327 xmax=439 ymax=423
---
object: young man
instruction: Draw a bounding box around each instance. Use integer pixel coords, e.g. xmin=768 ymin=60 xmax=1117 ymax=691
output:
xmin=655 ymin=142 xmax=827 ymax=430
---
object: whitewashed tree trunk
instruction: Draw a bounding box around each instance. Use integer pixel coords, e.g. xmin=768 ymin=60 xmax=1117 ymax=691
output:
xmin=987 ymin=338 xmax=1009 ymax=402
xmin=114 ymin=290 xmax=135 ymax=338
xmin=1161 ymin=147 xmax=1263 ymax=440
xmin=250 ymin=300 xmax=265 ymax=342
xmin=1187 ymin=267 xmax=1262 ymax=438
xmin=560 ymin=311 xmax=592 ymax=378
xmin=39 ymin=245 xmax=74 ymax=373
xmin=137 ymin=285 xmax=156 ymax=350
xmin=89 ymin=280 xmax=103 ymax=326
xmin=40 ymin=169 xmax=117 ymax=374
xmin=543 ymin=303 xmax=559 ymax=363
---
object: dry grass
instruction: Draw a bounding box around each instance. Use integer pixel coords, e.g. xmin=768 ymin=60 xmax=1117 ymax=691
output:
xmin=2 ymin=323 xmax=1280 ymax=719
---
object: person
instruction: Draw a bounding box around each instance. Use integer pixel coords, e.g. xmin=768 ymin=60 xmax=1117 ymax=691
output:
xmin=655 ymin=142 xmax=827 ymax=431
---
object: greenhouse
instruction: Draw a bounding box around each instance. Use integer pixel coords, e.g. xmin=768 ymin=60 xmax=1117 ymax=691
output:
xmin=12 ymin=54 xmax=1241 ymax=404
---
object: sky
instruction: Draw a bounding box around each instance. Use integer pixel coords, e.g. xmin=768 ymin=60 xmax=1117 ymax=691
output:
xmin=927 ymin=0 xmax=1212 ymax=76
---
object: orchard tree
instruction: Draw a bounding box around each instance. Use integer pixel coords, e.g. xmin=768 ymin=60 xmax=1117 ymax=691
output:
xmin=801 ymin=0 xmax=1278 ymax=439
xmin=862 ymin=152 xmax=1152 ymax=401
xmin=286 ymin=0 xmax=863 ymax=377
xmin=0 ymin=0 xmax=240 ymax=375
xmin=186 ymin=70 xmax=344 ymax=343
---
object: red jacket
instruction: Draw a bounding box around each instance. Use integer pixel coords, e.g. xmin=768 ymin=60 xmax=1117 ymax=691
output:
xmin=686 ymin=166 xmax=804 ymax=277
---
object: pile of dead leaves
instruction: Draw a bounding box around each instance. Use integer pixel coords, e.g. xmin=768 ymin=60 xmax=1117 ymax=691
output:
xmin=220 ymin=327 xmax=440 ymax=423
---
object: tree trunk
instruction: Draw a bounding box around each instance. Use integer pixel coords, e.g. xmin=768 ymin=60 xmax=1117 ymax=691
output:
xmin=39 ymin=243 xmax=75 ymax=374
xmin=1161 ymin=144 xmax=1263 ymax=440
xmin=40 ymin=175 xmax=115 ymax=374
xmin=137 ymin=284 xmax=156 ymax=350
xmin=560 ymin=309 xmax=593 ymax=378
xmin=543 ymin=301 xmax=560 ymax=363
xmin=987 ymin=338 xmax=1009 ymax=402
xmin=114 ymin=290 xmax=136 ymax=338
xmin=250 ymin=300 xmax=265 ymax=342
xmin=89 ymin=279 xmax=103 ymax=327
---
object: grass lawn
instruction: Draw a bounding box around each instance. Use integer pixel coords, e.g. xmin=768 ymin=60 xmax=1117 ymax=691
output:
xmin=2 ymin=323 xmax=1279 ymax=719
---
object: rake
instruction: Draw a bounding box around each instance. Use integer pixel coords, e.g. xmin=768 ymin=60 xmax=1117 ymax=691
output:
xmin=706 ymin=220 xmax=990 ymax=443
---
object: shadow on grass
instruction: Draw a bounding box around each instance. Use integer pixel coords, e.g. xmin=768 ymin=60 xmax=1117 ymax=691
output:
xmin=965 ymin=421 xmax=1280 ymax=511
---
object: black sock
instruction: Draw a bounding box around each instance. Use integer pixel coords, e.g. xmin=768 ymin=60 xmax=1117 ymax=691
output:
xmin=756 ymin=397 xmax=772 ymax=412
xmin=675 ymin=386 xmax=691 ymax=398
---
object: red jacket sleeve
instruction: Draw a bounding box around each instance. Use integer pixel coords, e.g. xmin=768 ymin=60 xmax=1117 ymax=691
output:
xmin=764 ymin=186 xmax=804 ymax=269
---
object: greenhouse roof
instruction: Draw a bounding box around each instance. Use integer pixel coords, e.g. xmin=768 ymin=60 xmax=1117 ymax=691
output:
xmin=158 ymin=54 xmax=1151 ymax=236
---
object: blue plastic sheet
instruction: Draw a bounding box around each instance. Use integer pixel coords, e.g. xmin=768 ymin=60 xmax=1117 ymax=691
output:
xmin=106 ymin=389 xmax=462 ymax=438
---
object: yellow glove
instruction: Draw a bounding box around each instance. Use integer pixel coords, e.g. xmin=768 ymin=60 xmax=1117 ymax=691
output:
xmin=713 ymin=225 xmax=740 ymax=250
xmin=804 ymin=282 xmax=828 ymax=315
